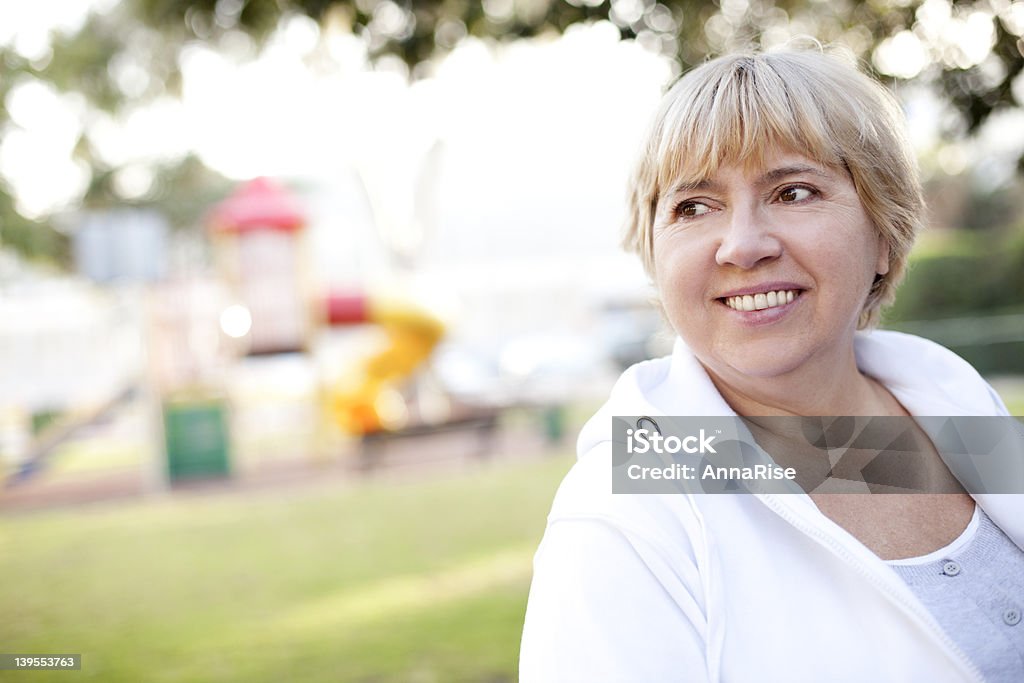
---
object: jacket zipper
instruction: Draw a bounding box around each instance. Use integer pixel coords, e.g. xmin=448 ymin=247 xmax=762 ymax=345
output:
xmin=756 ymin=493 xmax=986 ymax=683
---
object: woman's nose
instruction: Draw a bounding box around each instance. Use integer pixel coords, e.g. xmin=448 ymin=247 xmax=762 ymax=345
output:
xmin=714 ymin=206 xmax=783 ymax=269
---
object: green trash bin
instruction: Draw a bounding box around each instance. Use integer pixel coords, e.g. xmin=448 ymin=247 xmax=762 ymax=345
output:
xmin=163 ymin=396 xmax=231 ymax=482
xmin=541 ymin=405 xmax=566 ymax=444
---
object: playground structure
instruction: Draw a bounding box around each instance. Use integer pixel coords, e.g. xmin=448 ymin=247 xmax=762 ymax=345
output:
xmin=322 ymin=291 xmax=445 ymax=435
xmin=208 ymin=176 xmax=450 ymax=439
xmin=3 ymin=168 xmax=593 ymax=502
xmin=0 ymin=176 xmax=471 ymax=495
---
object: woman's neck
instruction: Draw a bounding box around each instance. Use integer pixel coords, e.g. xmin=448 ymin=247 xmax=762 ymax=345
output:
xmin=703 ymin=347 xmax=908 ymax=417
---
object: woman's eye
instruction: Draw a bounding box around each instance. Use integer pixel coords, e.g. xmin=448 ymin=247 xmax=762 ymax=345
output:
xmin=778 ymin=186 xmax=813 ymax=203
xmin=678 ymin=201 xmax=711 ymax=218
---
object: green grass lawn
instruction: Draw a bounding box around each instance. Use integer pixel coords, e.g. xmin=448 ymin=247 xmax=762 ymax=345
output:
xmin=0 ymin=454 xmax=575 ymax=682
xmin=992 ymin=380 xmax=1024 ymax=416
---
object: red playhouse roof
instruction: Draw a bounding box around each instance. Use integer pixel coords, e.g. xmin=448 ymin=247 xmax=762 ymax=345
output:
xmin=208 ymin=177 xmax=306 ymax=233
xmin=325 ymin=291 xmax=369 ymax=325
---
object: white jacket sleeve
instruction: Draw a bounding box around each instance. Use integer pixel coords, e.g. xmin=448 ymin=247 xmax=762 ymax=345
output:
xmin=519 ymin=516 xmax=710 ymax=683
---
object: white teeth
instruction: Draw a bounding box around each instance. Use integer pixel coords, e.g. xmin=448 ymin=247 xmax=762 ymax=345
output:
xmin=723 ymin=289 xmax=800 ymax=312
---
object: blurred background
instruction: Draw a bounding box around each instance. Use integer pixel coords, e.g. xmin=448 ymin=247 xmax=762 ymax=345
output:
xmin=1 ymin=0 xmax=1023 ymax=680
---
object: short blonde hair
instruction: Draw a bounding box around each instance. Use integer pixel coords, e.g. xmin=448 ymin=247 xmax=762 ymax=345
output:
xmin=624 ymin=48 xmax=924 ymax=328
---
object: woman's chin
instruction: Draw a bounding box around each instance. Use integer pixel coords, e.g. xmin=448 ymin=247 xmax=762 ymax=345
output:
xmin=700 ymin=344 xmax=812 ymax=383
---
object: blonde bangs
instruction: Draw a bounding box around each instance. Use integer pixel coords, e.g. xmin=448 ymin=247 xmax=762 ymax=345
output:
xmin=651 ymin=55 xmax=844 ymax=193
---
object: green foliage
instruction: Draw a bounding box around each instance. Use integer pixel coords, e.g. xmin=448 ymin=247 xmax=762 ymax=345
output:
xmin=0 ymin=190 xmax=70 ymax=266
xmin=41 ymin=15 xmax=130 ymax=112
xmin=888 ymin=251 xmax=990 ymax=320
xmin=82 ymin=154 xmax=234 ymax=231
xmin=884 ymin=227 xmax=1024 ymax=375
xmin=888 ymin=229 xmax=1024 ymax=321
xmin=959 ymin=183 xmax=1024 ymax=232
xmin=940 ymin=20 xmax=1024 ymax=134
xmin=957 ymin=342 xmax=1024 ymax=377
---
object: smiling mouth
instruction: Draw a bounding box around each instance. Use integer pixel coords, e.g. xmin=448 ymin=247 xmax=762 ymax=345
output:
xmin=720 ymin=289 xmax=803 ymax=312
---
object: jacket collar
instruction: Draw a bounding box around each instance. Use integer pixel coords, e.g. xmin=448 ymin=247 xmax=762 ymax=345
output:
xmin=577 ymin=330 xmax=1023 ymax=549
xmin=656 ymin=330 xmax=1005 ymax=418
xmin=578 ymin=330 xmax=1003 ymax=456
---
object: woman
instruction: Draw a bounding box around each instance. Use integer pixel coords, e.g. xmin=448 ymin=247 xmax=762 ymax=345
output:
xmin=519 ymin=49 xmax=1023 ymax=682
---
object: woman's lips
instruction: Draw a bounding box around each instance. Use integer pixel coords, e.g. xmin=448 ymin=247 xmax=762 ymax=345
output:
xmin=718 ymin=289 xmax=804 ymax=324
xmin=721 ymin=288 xmax=802 ymax=312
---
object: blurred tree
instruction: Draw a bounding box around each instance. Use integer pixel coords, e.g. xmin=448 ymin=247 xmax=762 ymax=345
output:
xmin=125 ymin=0 xmax=1023 ymax=137
xmin=0 ymin=187 xmax=69 ymax=266
xmin=2 ymin=0 xmax=1023 ymax=264
xmin=80 ymin=154 xmax=234 ymax=230
xmin=0 ymin=6 xmax=225 ymax=266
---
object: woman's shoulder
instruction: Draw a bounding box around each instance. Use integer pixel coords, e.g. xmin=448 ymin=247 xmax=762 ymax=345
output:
xmin=523 ymin=446 xmax=714 ymax=682
xmin=531 ymin=444 xmax=711 ymax=626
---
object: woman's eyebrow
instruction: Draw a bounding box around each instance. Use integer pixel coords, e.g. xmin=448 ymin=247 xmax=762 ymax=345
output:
xmin=669 ymin=177 xmax=722 ymax=195
xmin=758 ymin=164 xmax=831 ymax=185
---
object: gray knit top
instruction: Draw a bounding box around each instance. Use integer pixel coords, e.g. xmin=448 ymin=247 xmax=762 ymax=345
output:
xmin=888 ymin=506 xmax=1024 ymax=681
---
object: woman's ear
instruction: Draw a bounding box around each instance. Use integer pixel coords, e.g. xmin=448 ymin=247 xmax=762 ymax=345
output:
xmin=875 ymin=239 xmax=890 ymax=277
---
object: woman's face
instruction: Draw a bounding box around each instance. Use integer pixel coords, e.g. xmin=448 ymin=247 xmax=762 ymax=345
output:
xmin=652 ymin=149 xmax=889 ymax=382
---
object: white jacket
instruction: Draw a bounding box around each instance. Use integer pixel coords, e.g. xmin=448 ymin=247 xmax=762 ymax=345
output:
xmin=520 ymin=331 xmax=1022 ymax=683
